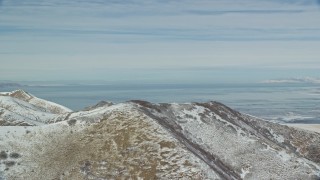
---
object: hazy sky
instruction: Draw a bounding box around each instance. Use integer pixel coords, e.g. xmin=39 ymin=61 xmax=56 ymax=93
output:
xmin=0 ymin=0 xmax=320 ymax=82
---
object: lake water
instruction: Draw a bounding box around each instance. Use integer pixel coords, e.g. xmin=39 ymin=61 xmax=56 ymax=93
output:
xmin=1 ymin=83 xmax=319 ymax=124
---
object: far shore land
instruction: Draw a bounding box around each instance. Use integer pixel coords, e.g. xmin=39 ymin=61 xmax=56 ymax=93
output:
xmin=287 ymin=124 xmax=320 ymax=133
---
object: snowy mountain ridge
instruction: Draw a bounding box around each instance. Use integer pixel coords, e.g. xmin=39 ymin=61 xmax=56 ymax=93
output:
xmin=0 ymin=90 xmax=71 ymax=126
xmin=0 ymin=90 xmax=319 ymax=179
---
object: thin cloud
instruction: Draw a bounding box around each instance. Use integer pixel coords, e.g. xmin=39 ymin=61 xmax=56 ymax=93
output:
xmin=262 ymin=77 xmax=320 ymax=84
xmin=186 ymin=9 xmax=304 ymax=15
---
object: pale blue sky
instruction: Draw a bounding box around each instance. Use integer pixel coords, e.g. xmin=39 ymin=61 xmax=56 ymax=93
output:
xmin=0 ymin=0 xmax=320 ymax=82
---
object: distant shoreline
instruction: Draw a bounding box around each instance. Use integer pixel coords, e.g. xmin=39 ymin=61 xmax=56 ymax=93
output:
xmin=287 ymin=124 xmax=320 ymax=133
xmin=1 ymin=85 xmax=319 ymax=124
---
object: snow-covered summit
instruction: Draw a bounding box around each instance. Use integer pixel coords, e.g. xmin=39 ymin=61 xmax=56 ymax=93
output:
xmin=8 ymin=89 xmax=71 ymax=114
xmin=0 ymin=90 xmax=71 ymax=126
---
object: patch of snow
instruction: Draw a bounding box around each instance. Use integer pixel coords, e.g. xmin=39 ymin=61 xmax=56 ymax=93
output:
xmin=69 ymin=103 xmax=133 ymax=122
xmin=0 ymin=96 xmax=62 ymax=124
xmin=240 ymin=166 xmax=251 ymax=179
xmin=277 ymin=150 xmax=292 ymax=161
xmin=269 ymin=128 xmax=284 ymax=143
xmin=181 ymin=105 xmax=206 ymax=124
xmin=29 ymin=97 xmax=72 ymax=113
xmin=212 ymin=112 xmax=246 ymax=137
xmin=296 ymin=158 xmax=320 ymax=176
xmin=0 ymin=92 xmax=10 ymax=95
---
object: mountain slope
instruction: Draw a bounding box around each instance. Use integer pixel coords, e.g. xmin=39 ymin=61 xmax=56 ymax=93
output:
xmin=131 ymin=100 xmax=320 ymax=179
xmin=0 ymin=91 xmax=319 ymax=179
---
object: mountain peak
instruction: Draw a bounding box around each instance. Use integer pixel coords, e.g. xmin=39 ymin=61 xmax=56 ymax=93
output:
xmin=9 ymin=89 xmax=33 ymax=101
xmin=83 ymin=100 xmax=114 ymax=111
